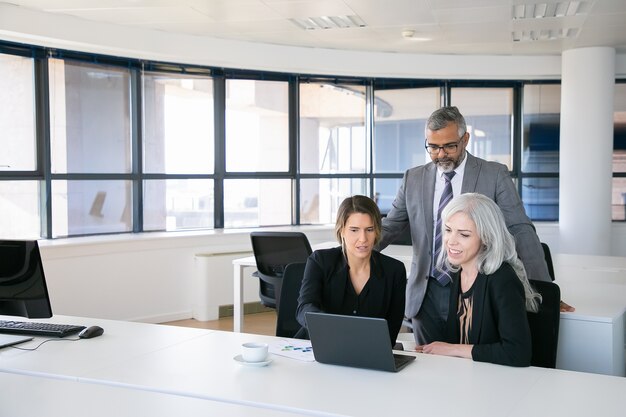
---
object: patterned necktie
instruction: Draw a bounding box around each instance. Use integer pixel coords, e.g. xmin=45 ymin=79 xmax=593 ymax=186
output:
xmin=432 ymin=171 xmax=456 ymax=286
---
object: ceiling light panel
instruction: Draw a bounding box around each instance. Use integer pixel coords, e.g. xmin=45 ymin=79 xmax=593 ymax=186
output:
xmin=289 ymin=15 xmax=366 ymax=30
xmin=512 ymin=1 xmax=590 ymax=20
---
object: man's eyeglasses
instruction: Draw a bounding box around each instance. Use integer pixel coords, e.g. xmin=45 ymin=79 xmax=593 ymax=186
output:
xmin=424 ymin=137 xmax=464 ymax=155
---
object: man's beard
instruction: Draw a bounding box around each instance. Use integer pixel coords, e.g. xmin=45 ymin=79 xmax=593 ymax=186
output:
xmin=434 ymin=150 xmax=466 ymax=173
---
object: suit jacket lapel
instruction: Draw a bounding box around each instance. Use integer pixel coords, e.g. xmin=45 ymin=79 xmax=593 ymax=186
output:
xmin=470 ymin=274 xmax=488 ymax=343
xmin=461 ymin=152 xmax=480 ymax=193
xmin=328 ymin=258 xmax=349 ymax=309
xmin=424 ymin=163 xmax=437 ymax=245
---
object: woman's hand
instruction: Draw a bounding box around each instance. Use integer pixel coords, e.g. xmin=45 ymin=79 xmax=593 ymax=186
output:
xmin=417 ymin=342 xmax=473 ymax=359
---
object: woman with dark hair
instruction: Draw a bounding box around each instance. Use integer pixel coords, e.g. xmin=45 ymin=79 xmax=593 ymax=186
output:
xmin=296 ymin=195 xmax=406 ymax=346
xmin=420 ymin=193 xmax=541 ymax=366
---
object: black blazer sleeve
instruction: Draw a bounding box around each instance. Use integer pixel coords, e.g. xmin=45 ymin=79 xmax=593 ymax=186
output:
xmin=471 ymin=265 xmax=532 ymax=367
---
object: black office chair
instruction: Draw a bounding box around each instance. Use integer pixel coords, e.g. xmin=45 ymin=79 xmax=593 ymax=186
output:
xmin=275 ymin=262 xmax=306 ymax=338
xmin=541 ymin=242 xmax=556 ymax=281
xmin=527 ymin=279 xmax=561 ymax=368
xmin=249 ymin=232 xmax=312 ymax=311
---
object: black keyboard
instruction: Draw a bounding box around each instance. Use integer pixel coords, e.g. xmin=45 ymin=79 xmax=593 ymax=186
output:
xmin=0 ymin=320 xmax=86 ymax=338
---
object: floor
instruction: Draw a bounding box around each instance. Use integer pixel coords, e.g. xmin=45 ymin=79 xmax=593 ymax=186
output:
xmin=164 ymin=311 xmax=277 ymax=336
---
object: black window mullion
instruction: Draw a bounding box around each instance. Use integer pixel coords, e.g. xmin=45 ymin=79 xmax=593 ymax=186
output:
xmin=290 ymin=76 xmax=300 ymax=225
xmin=34 ymin=54 xmax=51 ymax=238
xmin=131 ymin=65 xmax=143 ymax=232
xmin=213 ymin=75 xmax=226 ymax=229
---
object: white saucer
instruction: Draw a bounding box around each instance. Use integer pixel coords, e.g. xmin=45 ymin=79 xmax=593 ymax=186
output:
xmin=233 ymin=354 xmax=272 ymax=367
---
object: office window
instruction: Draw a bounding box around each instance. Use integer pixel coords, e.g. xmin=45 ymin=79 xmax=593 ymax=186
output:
xmin=300 ymin=83 xmax=368 ymax=174
xmin=373 ymin=178 xmax=403 ymax=215
xmin=373 ymin=87 xmax=439 ymax=173
xmin=520 ymin=84 xmax=561 ymax=222
xmin=450 ymin=87 xmax=514 ymax=169
xmin=223 ymin=179 xmax=292 ymax=228
xmin=51 ymin=180 xmax=132 ymax=237
xmin=521 ymin=178 xmax=559 ymax=221
xmin=612 ymin=83 xmax=626 ymax=220
xmin=300 ymin=178 xmax=368 ymax=224
xmin=226 ymin=80 xmax=289 ymax=172
xmin=0 ymin=53 xmax=36 ymax=171
xmin=0 ymin=181 xmax=41 ymax=239
xmin=143 ymin=73 xmax=214 ymax=174
xmin=522 ymin=84 xmax=560 ymax=173
xmin=144 ymin=179 xmax=214 ymax=231
xmin=49 ymin=59 xmax=131 ymax=174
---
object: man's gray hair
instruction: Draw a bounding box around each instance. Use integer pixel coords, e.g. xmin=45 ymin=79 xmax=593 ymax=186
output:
xmin=426 ymin=106 xmax=467 ymax=138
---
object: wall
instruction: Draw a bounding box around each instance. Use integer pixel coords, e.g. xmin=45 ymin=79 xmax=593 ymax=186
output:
xmin=38 ymin=226 xmax=335 ymax=322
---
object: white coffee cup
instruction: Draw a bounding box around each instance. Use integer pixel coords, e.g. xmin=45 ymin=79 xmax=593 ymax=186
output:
xmin=241 ymin=342 xmax=269 ymax=363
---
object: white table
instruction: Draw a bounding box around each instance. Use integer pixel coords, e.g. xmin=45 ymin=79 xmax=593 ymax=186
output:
xmin=232 ymin=247 xmax=626 ymax=377
xmin=0 ymin=372 xmax=311 ymax=417
xmin=553 ymin=254 xmax=626 ymax=376
xmin=1 ymin=316 xmax=625 ymax=417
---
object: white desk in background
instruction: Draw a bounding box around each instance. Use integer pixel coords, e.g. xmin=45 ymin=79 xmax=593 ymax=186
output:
xmin=1 ymin=317 xmax=624 ymax=417
xmin=552 ymin=253 xmax=626 ymax=377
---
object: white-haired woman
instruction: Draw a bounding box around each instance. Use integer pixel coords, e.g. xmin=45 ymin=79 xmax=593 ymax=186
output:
xmin=420 ymin=193 xmax=541 ymax=367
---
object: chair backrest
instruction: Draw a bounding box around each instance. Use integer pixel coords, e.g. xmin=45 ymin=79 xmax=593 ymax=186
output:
xmin=527 ymin=279 xmax=561 ymax=368
xmin=276 ymin=262 xmax=306 ymax=338
xmin=250 ymin=232 xmax=312 ymax=277
xmin=541 ymin=242 xmax=555 ymax=281
xmin=250 ymin=232 xmax=312 ymax=310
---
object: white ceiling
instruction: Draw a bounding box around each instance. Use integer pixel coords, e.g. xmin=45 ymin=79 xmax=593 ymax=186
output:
xmin=3 ymin=0 xmax=626 ymax=56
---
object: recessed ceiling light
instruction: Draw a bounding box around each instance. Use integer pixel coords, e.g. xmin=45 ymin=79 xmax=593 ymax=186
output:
xmin=402 ymin=30 xmax=431 ymax=42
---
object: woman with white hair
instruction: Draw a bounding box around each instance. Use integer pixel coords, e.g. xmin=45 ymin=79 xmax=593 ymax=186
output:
xmin=420 ymin=193 xmax=541 ymax=367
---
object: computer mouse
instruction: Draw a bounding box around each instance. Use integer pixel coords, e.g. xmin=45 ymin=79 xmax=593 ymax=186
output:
xmin=78 ymin=325 xmax=104 ymax=339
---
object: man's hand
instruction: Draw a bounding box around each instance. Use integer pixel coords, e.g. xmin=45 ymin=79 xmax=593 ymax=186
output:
xmin=560 ymin=300 xmax=575 ymax=312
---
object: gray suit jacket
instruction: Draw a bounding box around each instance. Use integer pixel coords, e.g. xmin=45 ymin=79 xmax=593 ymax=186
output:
xmin=379 ymin=152 xmax=550 ymax=318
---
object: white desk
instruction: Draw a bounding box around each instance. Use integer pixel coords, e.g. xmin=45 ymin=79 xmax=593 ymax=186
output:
xmin=553 ymin=254 xmax=626 ymax=376
xmin=233 ymin=247 xmax=626 ymax=377
xmin=0 ymin=317 xmax=625 ymax=417
xmin=0 ymin=372 xmax=311 ymax=417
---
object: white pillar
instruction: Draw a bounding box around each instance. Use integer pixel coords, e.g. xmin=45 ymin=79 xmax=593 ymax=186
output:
xmin=559 ymin=47 xmax=615 ymax=255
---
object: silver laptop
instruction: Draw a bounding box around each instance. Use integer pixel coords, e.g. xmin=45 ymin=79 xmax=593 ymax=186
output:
xmin=305 ymin=312 xmax=415 ymax=372
xmin=0 ymin=334 xmax=32 ymax=349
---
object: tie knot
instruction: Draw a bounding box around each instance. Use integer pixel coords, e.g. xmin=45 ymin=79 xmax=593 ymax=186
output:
xmin=444 ymin=171 xmax=456 ymax=182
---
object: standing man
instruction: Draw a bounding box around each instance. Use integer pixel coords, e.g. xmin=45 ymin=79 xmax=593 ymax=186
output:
xmin=378 ymin=106 xmax=571 ymax=345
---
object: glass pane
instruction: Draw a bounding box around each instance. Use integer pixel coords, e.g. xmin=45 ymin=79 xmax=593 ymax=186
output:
xmin=373 ymin=87 xmax=439 ymax=173
xmin=300 ymin=83 xmax=368 ymax=174
xmin=613 ymin=83 xmax=626 ymax=173
xmin=521 ymin=177 xmax=558 ymax=221
xmin=49 ymin=59 xmax=131 ymax=173
xmin=226 ymin=80 xmax=289 ymax=172
xmin=51 ymin=180 xmax=132 ymax=237
xmin=612 ymin=177 xmax=626 ymax=221
xmin=373 ymin=178 xmax=403 ymax=215
xmin=522 ymin=84 xmax=561 ymax=173
xmin=0 ymin=54 xmax=36 ymax=171
xmin=224 ymin=179 xmax=291 ymax=227
xmin=0 ymin=181 xmax=40 ymax=238
xmin=143 ymin=179 xmax=214 ymax=231
xmin=143 ymin=73 xmax=214 ymax=174
xmin=451 ymin=88 xmax=514 ymax=169
xmin=300 ymin=178 xmax=368 ymax=224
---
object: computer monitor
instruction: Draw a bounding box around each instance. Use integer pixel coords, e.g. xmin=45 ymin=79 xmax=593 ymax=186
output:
xmin=0 ymin=240 xmax=53 ymax=319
